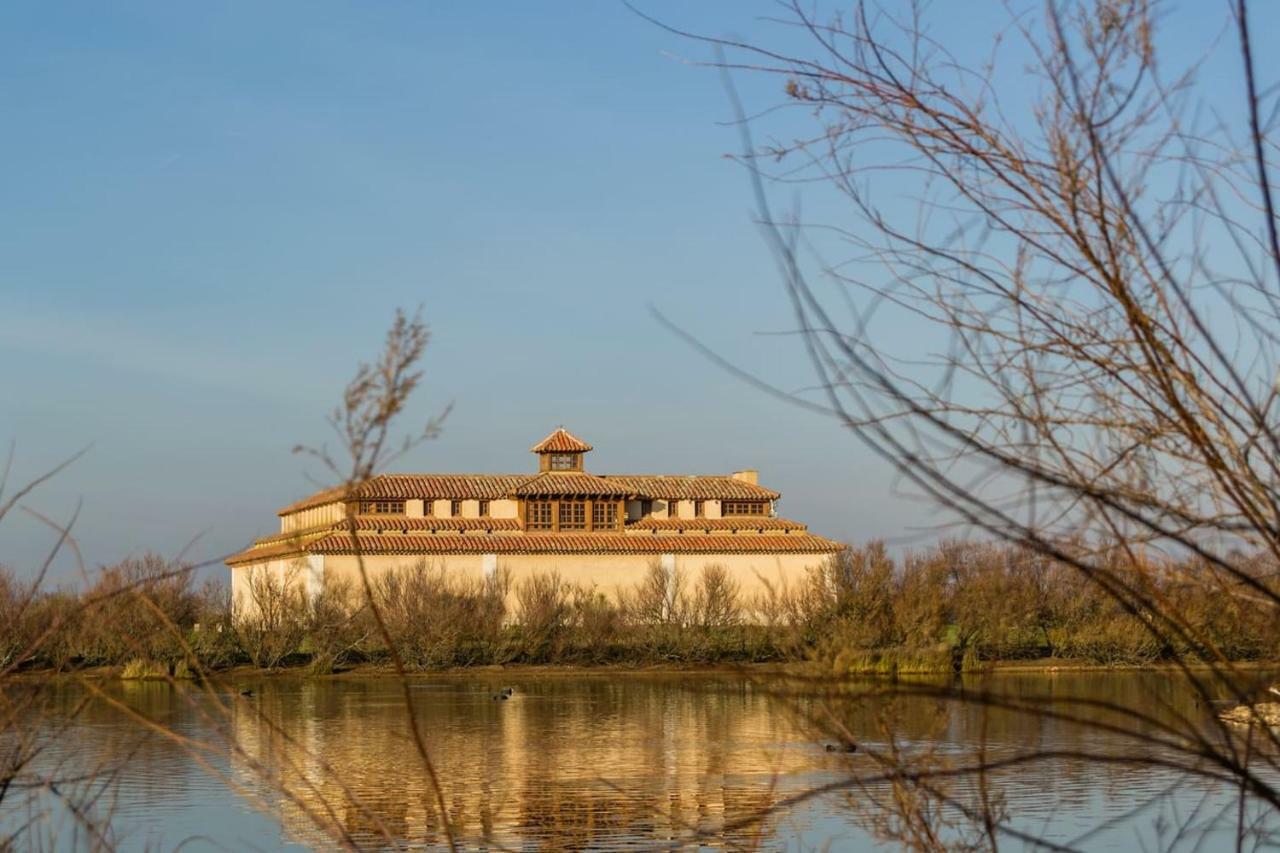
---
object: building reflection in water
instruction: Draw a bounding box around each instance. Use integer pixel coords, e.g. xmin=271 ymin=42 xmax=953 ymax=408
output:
xmin=228 ymin=676 xmax=822 ymax=849
xmin=9 ymin=671 xmax=1262 ymax=849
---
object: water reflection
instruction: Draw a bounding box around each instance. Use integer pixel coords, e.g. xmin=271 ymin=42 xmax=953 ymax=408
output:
xmin=7 ymin=671 xmax=1280 ymax=850
xmin=228 ymin=677 xmax=821 ymax=849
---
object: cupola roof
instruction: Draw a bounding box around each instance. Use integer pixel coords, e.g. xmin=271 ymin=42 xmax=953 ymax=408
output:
xmin=530 ymin=428 xmax=593 ymax=454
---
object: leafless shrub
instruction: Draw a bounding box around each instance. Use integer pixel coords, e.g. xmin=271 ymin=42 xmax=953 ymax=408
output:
xmin=627 ymin=560 xmax=687 ymax=627
xmin=567 ymin=584 xmax=625 ymax=655
xmin=372 ymin=561 xmax=507 ymax=668
xmin=0 ymin=566 xmax=36 ymax=669
xmin=189 ymin=578 xmax=240 ymax=669
xmin=302 ymin=575 xmax=371 ymax=673
xmin=515 ymin=571 xmax=571 ymax=657
xmin=233 ymin=564 xmax=307 ymax=670
xmin=76 ymin=554 xmax=201 ymax=668
xmin=691 ymin=564 xmax=742 ymax=629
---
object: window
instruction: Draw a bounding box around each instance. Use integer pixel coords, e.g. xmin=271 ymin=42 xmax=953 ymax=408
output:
xmin=694 ymin=500 xmax=705 ymax=518
xmin=666 ymin=499 xmax=680 ymax=519
xmin=722 ymin=500 xmax=767 ymax=516
xmin=640 ymin=499 xmax=653 ymax=517
xmin=560 ymin=500 xmax=586 ymax=530
xmin=592 ymin=501 xmax=617 ymax=531
xmin=424 ymin=500 xmax=434 ymax=517
xmin=450 ymin=499 xmax=463 ymax=517
xmin=359 ymin=500 xmax=404 ymax=515
xmin=527 ymin=501 xmax=553 ymax=531
xmin=550 ymin=453 xmax=577 ymax=471
xmin=478 ymin=500 xmax=490 ymax=517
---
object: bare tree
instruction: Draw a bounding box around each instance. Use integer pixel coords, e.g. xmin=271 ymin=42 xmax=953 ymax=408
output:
xmin=647 ymin=0 xmax=1280 ymax=847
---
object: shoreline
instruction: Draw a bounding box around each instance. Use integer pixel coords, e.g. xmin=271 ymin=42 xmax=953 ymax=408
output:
xmin=10 ymin=657 xmax=1280 ymax=684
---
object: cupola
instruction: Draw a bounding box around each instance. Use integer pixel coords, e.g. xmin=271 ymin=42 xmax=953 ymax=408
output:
xmin=530 ymin=427 xmax=592 ymax=472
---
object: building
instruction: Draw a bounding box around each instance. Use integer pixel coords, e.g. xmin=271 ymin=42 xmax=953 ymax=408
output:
xmin=227 ymin=428 xmax=842 ymax=611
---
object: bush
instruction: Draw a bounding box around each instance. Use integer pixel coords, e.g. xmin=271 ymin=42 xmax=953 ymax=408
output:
xmin=691 ymin=564 xmax=742 ymax=630
xmin=302 ymin=576 xmax=371 ymax=673
xmin=0 ymin=566 xmax=38 ymax=669
xmin=373 ymin=562 xmax=507 ymax=668
xmin=515 ymin=572 xmax=571 ymax=661
xmin=76 ymin=554 xmax=201 ymax=667
xmin=191 ymin=579 xmax=241 ymax=670
xmin=234 ymin=563 xmax=307 ymax=670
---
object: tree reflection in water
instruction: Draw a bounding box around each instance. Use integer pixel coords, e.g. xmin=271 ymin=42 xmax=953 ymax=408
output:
xmin=9 ymin=671 xmax=1275 ymax=850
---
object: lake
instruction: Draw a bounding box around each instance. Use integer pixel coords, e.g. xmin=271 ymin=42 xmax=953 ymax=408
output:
xmin=4 ymin=669 xmax=1277 ymax=850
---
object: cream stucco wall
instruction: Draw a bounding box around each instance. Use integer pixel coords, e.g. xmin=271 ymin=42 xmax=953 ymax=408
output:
xmin=267 ymin=551 xmax=825 ymax=614
xmin=233 ymin=548 xmax=829 ymax=622
xmin=281 ymin=501 xmax=345 ymax=533
xmin=489 ymin=499 xmax=518 ymax=519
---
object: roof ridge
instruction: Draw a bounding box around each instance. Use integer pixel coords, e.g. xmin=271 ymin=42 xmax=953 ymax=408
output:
xmin=304 ymin=472 xmax=760 ymax=480
xmin=601 ymin=473 xmax=758 ymax=479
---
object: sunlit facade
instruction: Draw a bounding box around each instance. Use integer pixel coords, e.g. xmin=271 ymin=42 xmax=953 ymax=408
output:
xmin=227 ymin=428 xmax=842 ymax=611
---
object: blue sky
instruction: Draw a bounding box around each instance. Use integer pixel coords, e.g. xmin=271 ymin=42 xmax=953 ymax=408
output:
xmin=0 ymin=2 xmax=1263 ymax=581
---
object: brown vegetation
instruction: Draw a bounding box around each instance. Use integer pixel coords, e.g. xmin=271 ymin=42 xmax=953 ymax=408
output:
xmin=8 ymin=541 xmax=1278 ymax=678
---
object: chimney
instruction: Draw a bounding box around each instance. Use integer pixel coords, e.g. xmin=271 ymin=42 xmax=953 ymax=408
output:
xmin=730 ymin=469 xmax=759 ymax=486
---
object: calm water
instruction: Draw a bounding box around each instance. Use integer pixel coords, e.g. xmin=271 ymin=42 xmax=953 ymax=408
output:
xmin=5 ymin=670 xmax=1278 ymax=850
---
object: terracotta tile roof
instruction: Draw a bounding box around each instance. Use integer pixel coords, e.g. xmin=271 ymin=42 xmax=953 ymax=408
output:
xmin=607 ymin=476 xmax=780 ymax=500
xmin=512 ymin=473 xmax=633 ymax=497
xmin=349 ymin=516 xmax=522 ymax=532
xmin=275 ymin=475 xmax=528 ymax=515
xmin=530 ymin=428 xmax=593 ymax=454
xmin=245 ymin=525 xmax=336 ymax=547
xmin=303 ymin=532 xmax=843 ymax=556
xmin=228 ymin=517 xmax=521 ymax=565
xmin=628 ymin=517 xmax=808 ymax=532
xmin=354 ymin=475 xmax=528 ymax=500
xmin=226 ymin=536 xmax=323 ymax=566
xmin=276 ymin=485 xmax=351 ymax=516
xmin=276 ymin=473 xmax=779 ymax=516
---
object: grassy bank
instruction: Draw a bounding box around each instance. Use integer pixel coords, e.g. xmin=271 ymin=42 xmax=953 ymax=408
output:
xmin=6 ymin=540 xmax=1280 ymax=680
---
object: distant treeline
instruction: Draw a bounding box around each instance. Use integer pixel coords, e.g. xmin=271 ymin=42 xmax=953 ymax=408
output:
xmin=2 ymin=541 xmax=1276 ymax=676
